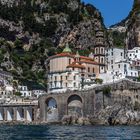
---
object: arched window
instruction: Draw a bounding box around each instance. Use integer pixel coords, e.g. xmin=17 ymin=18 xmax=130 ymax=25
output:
xmin=101 ymin=58 xmax=104 ymax=63
xmin=101 ymin=48 xmax=104 ymax=54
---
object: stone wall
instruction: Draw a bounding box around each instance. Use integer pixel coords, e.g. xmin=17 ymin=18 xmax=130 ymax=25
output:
xmin=39 ymin=79 xmax=140 ymax=122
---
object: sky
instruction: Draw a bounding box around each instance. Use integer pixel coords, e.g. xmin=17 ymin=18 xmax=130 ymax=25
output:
xmin=83 ymin=0 xmax=134 ymax=27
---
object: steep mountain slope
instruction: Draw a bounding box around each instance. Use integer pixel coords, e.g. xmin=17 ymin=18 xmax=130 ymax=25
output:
xmin=110 ymin=0 xmax=140 ymax=49
xmin=126 ymin=0 xmax=140 ymax=49
xmin=0 ymin=0 xmax=107 ymax=86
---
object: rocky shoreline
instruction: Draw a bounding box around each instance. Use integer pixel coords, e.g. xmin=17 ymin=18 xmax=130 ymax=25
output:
xmin=1 ymin=102 xmax=140 ymax=126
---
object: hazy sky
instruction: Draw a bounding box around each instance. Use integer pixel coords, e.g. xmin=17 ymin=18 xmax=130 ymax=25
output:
xmin=83 ymin=0 xmax=134 ymax=27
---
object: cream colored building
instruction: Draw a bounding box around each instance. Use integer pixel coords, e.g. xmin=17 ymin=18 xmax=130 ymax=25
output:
xmin=47 ymin=44 xmax=100 ymax=93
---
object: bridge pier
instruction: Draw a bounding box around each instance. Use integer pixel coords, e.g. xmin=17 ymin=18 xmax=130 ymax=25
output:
xmin=0 ymin=108 xmax=4 ymax=121
xmin=0 ymin=105 xmax=38 ymax=122
xmin=16 ymin=107 xmax=24 ymax=121
xmin=6 ymin=108 xmax=14 ymax=121
xmin=25 ymin=107 xmax=33 ymax=122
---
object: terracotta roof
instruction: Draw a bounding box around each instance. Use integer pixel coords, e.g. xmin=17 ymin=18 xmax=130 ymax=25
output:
xmin=48 ymin=51 xmax=96 ymax=63
xmin=79 ymin=60 xmax=99 ymax=65
xmin=49 ymin=52 xmax=74 ymax=60
xmin=67 ymin=62 xmax=85 ymax=69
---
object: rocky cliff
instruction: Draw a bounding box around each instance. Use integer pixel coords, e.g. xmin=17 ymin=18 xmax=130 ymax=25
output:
xmin=126 ymin=0 xmax=140 ymax=49
xmin=111 ymin=0 xmax=140 ymax=49
xmin=0 ymin=0 xmax=106 ymax=85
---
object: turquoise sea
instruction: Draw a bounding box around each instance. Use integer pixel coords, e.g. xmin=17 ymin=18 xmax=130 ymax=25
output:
xmin=0 ymin=125 xmax=140 ymax=140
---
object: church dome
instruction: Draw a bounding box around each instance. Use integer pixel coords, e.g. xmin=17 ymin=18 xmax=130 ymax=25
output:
xmin=63 ymin=43 xmax=72 ymax=53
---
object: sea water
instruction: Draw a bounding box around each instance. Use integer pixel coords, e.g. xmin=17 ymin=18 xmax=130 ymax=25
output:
xmin=0 ymin=125 xmax=140 ymax=140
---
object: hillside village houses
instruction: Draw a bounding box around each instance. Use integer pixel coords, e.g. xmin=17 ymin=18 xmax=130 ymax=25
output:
xmin=47 ymin=44 xmax=140 ymax=93
xmin=1 ymin=32 xmax=140 ymax=95
xmin=99 ymin=47 xmax=139 ymax=83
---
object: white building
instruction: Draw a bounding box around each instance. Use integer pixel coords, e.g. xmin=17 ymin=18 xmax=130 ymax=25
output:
xmin=18 ymin=85 xmax=32 ymax=97
xmin=32 ymin=90 xmax=47 ymax=98
xmin=99 ymin=47 xmax=139 ymax=83
xmin=127 ymin=47 xmax=140 ymax=62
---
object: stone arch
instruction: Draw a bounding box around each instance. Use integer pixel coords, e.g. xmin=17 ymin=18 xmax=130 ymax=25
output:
xmin=45 ymin=97 xmax=58 ymax=122
xmin=67 ymin=94 xmax=83 ymax=117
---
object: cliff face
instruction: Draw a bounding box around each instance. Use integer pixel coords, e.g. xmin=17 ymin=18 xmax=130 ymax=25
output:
xmin=125 ymin=0 xmax=140 ymax=49
xmin=0 ymin=0 xmax=106 ymax=85
xmin=109 ymin=0 xmax=140 ymax=49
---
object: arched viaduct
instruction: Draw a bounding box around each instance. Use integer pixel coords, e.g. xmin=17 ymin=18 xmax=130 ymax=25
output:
xmin=39 ymin=79 xmax=140 ymax=122
xmin=0 ymin=104 xmax=38 ymax=122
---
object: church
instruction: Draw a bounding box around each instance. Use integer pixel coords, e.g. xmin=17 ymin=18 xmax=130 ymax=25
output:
xmin=47 ymin=42 xmax=105 ymax=93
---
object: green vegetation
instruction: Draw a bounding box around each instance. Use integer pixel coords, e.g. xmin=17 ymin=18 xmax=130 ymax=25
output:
xmin=14 ymin=92 xmax=22 ymax=96
xmin=134 ymin=101 xmax=140 ymax=111
xmin=111 ymin=31 xmax=125 ymax=48
xmin=103 ymin=86 xmax=111 ymax=97
xmin=0 ymin=0 xmax=105 ymax=87
xmin=95 ymin=78 xmax=103 ymax=84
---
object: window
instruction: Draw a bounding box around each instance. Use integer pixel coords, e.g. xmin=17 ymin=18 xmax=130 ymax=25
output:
xmin=136 ymin=50 xmax=138 ymax=53
xmin=118 ymin=64 xmax=120 ymax=68
xmin=101 ymin=48 xmax=104 ymax=54
xmin=66 ymin=83 xmax=68 ymax=87
xmin=55 ymin=76 xmax=57 ymax=81
xmin=50 ymin=76 xmax=52 ymax=80
xmin=74 ymin=76 xmax=76 ymax=80
xmin=50 ymin=82 xmax=52 ymax=88
xmin=121 ymin=52 xmax=123 ymax=56
xmin=95 ymin=48 xmax=98 ymax=54
xmin=60 ymin=81 xmax=62 ymax=87
xmin=111 ymin=60 xmax=113 ymax=64
xmin=74 ymin=83 xmax=76 ymax=87
xmin=135 ymin=55 xmax=137 ymax=58
xmin=101 ymin=58 xmax=104 ymax=63
xmin=66 ymin=76 xmax=68 ymax=80
xmin=111 ymin=52 xmax=113 ymax=56
xmin=130 ymin=54 xmax=132 ymax=56
xmin=60 ymin=76 xmax=63 ymax=81
xmin=131 ymin=72 xmax=133 ymax=76
xmin=69 ymin=59 xmax=71 ymax=64
xmin=93 ymin=68 xmax=95 ymax=73
xmin=54 ymin=81 xmax=57 ymax=87
xmin=24 ymin=87 xmax=26 ymax=91
xmin=88 ymin=67 xmax=90 ymax=72
xmin=111 ymin=65 xmax=113 ymax=69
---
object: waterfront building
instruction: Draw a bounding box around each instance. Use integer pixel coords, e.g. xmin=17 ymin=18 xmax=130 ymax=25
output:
xmin=47 ymin=43 xmax=100 ymax=93
xmin=100 ymin=47 xmax=139 ymax=83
